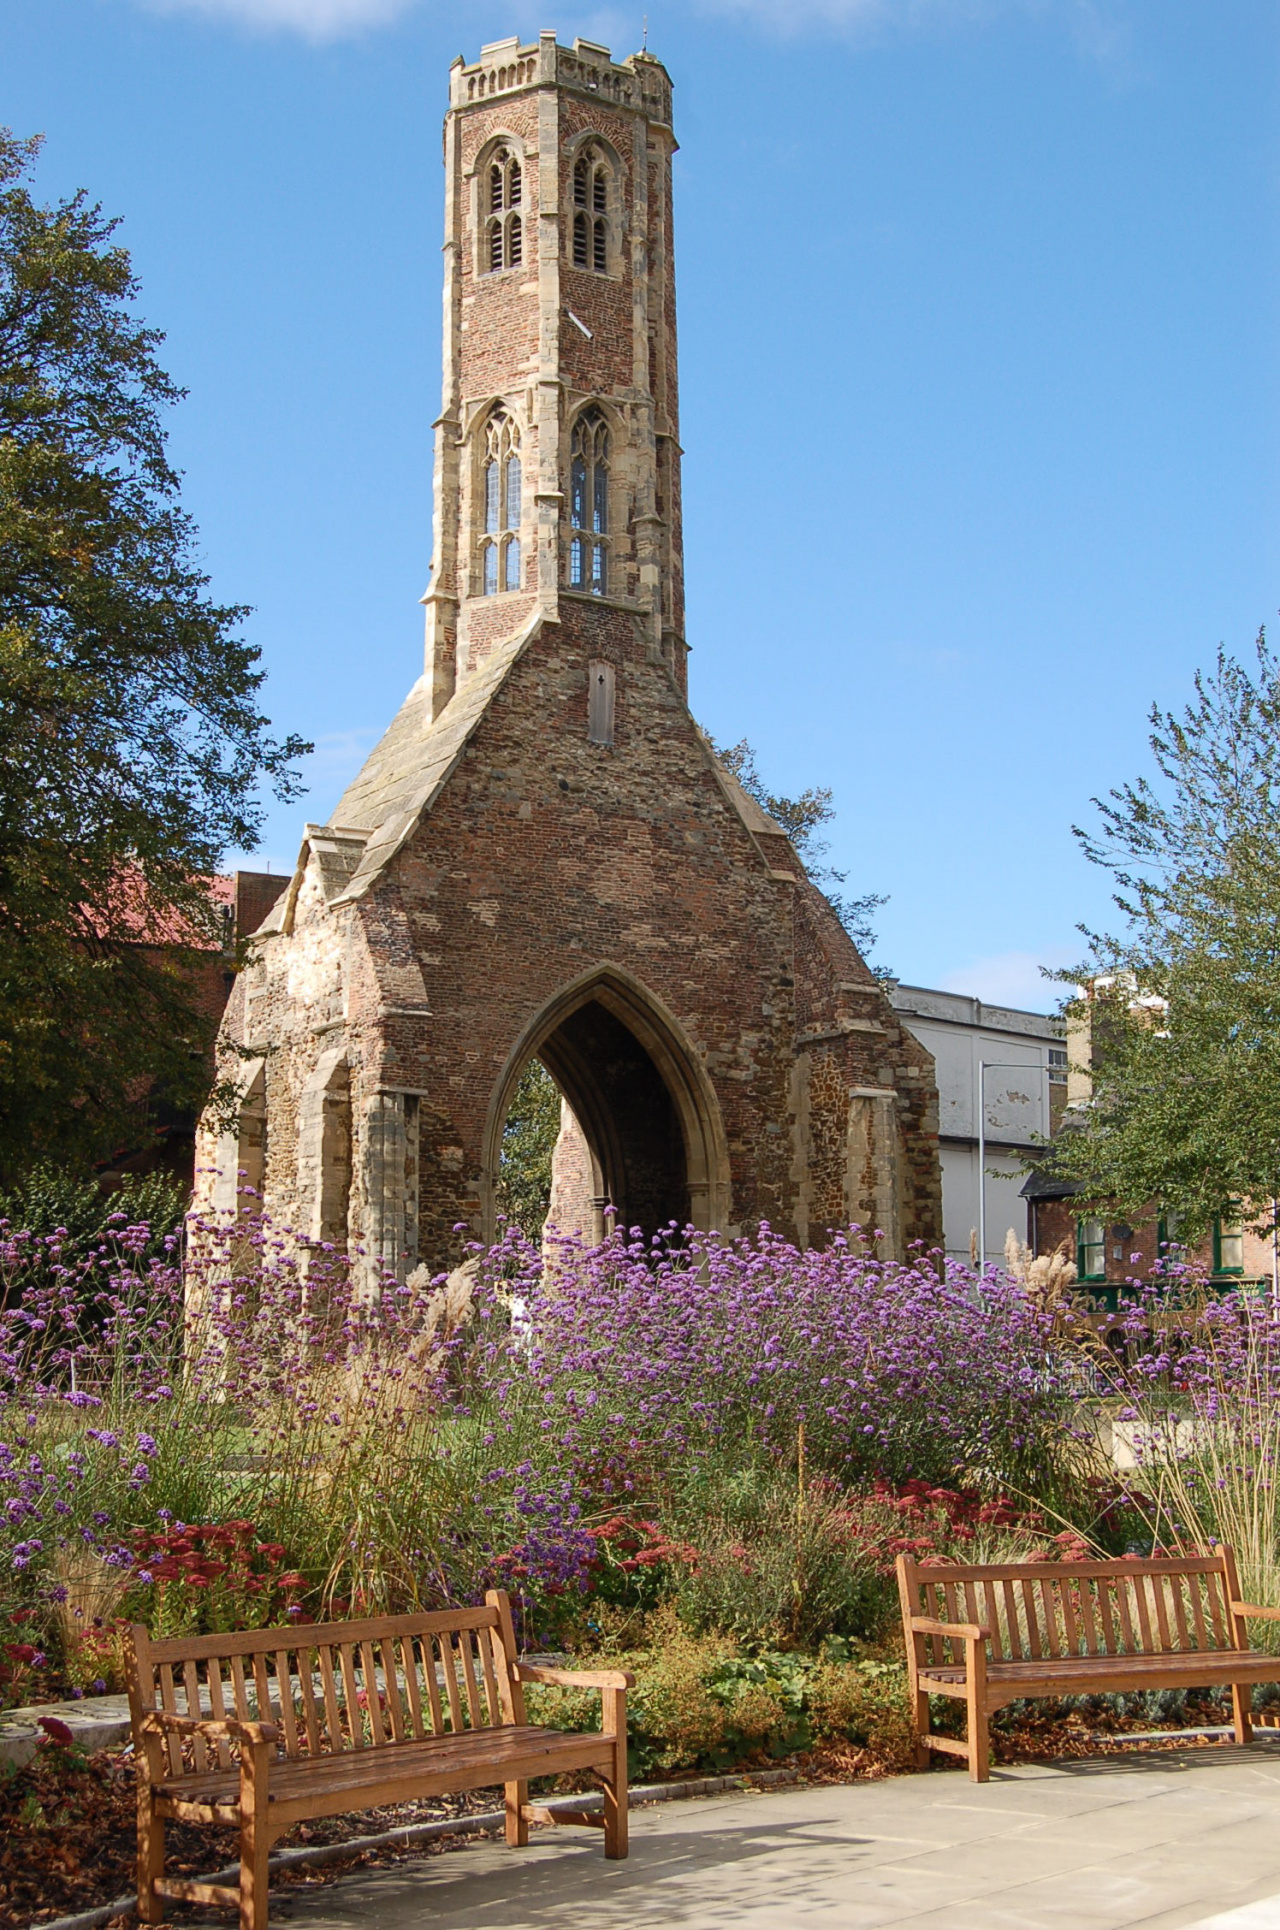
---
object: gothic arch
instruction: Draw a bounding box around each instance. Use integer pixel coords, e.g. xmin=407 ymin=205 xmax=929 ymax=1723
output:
xmin=481 ymin=964 xmax=732 ymax=1243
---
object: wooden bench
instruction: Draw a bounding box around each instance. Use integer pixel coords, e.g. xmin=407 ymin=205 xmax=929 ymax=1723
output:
xmin=896 ymin=1546 xmax=1280 ymax=1782
xmin=124 ymin=1589 xmax=632 ymax=1930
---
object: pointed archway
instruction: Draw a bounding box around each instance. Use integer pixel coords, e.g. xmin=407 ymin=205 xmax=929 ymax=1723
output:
xmin=482 ymin=965 xmax=732 ymax=1244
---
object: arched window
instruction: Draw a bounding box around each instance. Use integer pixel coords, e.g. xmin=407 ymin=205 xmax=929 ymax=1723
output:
xmin=479 ymin=409 xmax=522 ymax=595
xmin=569 ymin=407 xmax=609 ymax=596
xmin=483 ymin=148 xmax=523 ymax=274
xmin=571 ymin=147 xmax=610 ymax=274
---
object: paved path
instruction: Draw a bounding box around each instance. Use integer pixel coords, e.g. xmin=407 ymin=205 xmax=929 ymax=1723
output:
xmin=283 ymin=1745 xmax=1280 ymax=1930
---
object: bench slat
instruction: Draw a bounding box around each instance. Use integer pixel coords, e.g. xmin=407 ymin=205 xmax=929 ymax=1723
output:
xmin=359 ymin=1642 xmax=385 ymax=1746
xmin=441 ymin=1634 xmax=466 ymax=1732
xmin=1207 ymin=1571 xmax=1229 ymax=1647
xmin=1059 ymin=1575 xmax=1081 ymax=1657
xmin=339 ymin=1644 xmax=363 ymax=1748
xmin=205 ymin=1658 xmax=233 ymax=1770
xmin=460 ymin=1632 xmax=484 ymax=1728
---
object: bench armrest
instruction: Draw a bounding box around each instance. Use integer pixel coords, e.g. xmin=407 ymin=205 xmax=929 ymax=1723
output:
xmin=1231 ymin=1602 xmax=1280 ymax=1622
xmin=909 ymin=1617 xmax=990 ymax=1642
xmin=513 ymin=1664 xmax=636 ymax=1690
xmin=141 ymin=1710 xmax=280 ymax=1747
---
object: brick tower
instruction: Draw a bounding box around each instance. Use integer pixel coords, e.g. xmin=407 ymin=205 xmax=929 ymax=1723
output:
xmin=423 ymin=34 xmax=684 ymax=722
xmin=196 ymin=36 xmax=943 ymax=1279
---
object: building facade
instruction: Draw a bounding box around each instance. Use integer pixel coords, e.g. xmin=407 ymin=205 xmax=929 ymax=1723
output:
xmin=889 ymin=984 xmax=1065 ymax=1266
xmin=194 ymin=35 xmax=944 ymax=1279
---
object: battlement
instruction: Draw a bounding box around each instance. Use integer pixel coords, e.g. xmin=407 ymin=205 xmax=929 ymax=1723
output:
xmin=449 ymin=31 xmax=672 ymax=124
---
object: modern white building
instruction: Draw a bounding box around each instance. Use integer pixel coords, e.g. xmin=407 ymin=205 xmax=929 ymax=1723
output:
xmin=888 ymin=985 xmax=1066 ymax=1267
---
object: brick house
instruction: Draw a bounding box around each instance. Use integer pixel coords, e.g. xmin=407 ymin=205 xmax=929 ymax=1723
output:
xmin=194 ymin=34 xmax=944 ymax=1280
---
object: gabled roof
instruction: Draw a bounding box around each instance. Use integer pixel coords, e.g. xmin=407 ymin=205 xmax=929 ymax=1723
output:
xmin=327 ymin=613 xmax=546 ymax=907
xmin=250 ymin=611 xmax=810 ymax=935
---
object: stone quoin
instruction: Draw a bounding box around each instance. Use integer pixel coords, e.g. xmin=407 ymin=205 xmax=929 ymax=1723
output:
xmin=194 ymin=32 xmax=944 ymax=1278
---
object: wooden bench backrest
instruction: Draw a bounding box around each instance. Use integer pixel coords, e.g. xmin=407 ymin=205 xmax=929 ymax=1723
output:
xmin=896 ymin=1550 xmax=1247 ymax=1668
xmin=125 ymin=1590 xmax=525 ymax=1784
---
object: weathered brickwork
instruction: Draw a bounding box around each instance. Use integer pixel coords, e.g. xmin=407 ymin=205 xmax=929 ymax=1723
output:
xmin=195 ymin=35 xmax=943 ymax=1278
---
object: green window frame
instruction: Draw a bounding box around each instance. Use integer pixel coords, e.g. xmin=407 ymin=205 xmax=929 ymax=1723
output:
xmin=1213 ymin=1212 xmax=1245 ymax=1277
xmin=1076 ymin=1216 xmax=1107 ymax=1283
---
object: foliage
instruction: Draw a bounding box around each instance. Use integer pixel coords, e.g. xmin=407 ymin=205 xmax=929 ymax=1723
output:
xmin=714 ymin=736 xmax=887 ymax=960
xmin=1093 ymin=1274 xmax=1280 ymax=1625
xmin=525 ymin=1614 xmax=913 ymax=1778
xmin=0 ymin=1204 xmax=1096 ymax=1698
xmin=496 ymin=1059 xmax=561 ymax=1241
xmin=0 ymin=1165 xmax=184 ymax=1286
xmin=0 ymin=129 xmax=308 ymax=1179
xmin=1052 ymin=633 xmax=1280 ymax=1238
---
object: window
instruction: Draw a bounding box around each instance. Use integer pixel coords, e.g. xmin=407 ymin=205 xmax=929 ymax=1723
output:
xmin=1048 ymin=1048 xmax=1068 ymax=1085
xmin=1213 ymin=1211 xmax=1245 ymax=1276
xmin=587 ymin=661 xmax=615 ymax=746
xmin=479 ymin=409 xmax=522 ymax=595
xmin=568 ymin=408 xmax=609 ymax=595
xmin=571 ymin=147 xmax=610 ymax=273
xmin=1076 ymin=1216 xmax=1106 ymax=1283
xmin=483 ymin=148 xmax=523 ymax=274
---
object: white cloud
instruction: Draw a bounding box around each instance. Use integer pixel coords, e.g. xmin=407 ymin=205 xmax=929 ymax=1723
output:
xmin=939 ymin=947 xmax=1076 ymax=1013
xmin=140 ymin=0 xmax=420 ymax=40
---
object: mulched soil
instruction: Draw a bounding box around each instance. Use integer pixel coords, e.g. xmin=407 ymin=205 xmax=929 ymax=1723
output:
xmin=3 ymin=1700 xmax=1271 ymax=1928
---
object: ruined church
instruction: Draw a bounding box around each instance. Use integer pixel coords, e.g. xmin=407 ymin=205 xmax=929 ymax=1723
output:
xmin=196 ymin=33 xmax=943 ymax=1278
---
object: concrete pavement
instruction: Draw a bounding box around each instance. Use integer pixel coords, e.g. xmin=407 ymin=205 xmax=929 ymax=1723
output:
xmin=282 ymin=1744 xmax=1280 ymax=1930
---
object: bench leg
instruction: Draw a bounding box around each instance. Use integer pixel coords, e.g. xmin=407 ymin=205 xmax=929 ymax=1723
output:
xmin=239 ymin=1739 xmax=271 ymax=1930
xmin=911 ymin=1688 xmax=931 ymax=1770
xmin=505 ymin=1779 xmax=529 ymax=1848
xmin=966 ymin=1648 xmax=990 ymax=1783
xmin=137 ymin=1787 xmax=165 ymax=1924
xmin=1233 ymin=1682 xmax=1254 ymax=1746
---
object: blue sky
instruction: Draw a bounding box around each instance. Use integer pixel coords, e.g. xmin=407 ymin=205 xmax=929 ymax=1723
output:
xmin=5 ymin=0 xmax=1278 ymax=1010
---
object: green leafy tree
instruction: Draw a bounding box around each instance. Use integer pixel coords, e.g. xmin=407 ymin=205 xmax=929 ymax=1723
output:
xmin=714 ymin=737 xmax=887 ymax=960
xmin=497 ymin=1060 xmax=562 ymax=1241
xmin=1049 ymin=632 xmax=1280 ymax=1239
xmin=0 ymin=131 xmax=307 ymax=1180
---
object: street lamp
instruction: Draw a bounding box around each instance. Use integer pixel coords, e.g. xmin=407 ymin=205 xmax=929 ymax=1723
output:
xmin=976 ymin=1059 xmax=1052 ymax=1275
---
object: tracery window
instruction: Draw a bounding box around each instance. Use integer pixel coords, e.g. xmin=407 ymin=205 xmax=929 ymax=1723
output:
xmin=483 ymin=148 xmax=523 ymax=274
xmin=569 ymin=407 xmax=608 ymax=595
xmin=571 ymin=146 xmax=609 ymax=274
xmin=479 ymin=409 xmax=522 ymax=595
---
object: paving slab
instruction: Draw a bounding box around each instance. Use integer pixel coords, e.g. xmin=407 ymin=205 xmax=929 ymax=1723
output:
xmin=281 ymin=1746 xmax=1280 ymax=1930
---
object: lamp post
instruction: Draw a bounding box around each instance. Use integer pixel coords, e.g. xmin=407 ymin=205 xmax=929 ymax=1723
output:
xmin=977 ymin=1059 xmax=1052 ymax=1275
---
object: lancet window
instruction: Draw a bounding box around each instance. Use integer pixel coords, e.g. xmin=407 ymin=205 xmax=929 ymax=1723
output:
xmin=483 ymin=148 xmax=523 ymax=274
xmin=479 ymin=410 xmax=522 ymax=595
xmin=571 ymin=147 xmax=609 ymax=274
xmin=569 ymin=408 xmax=609 ymax=596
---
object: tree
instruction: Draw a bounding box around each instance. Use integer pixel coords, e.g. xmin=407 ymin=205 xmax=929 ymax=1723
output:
xmin=1048 ymin=632 xmax=1280 ymax=1240
xmin=497 ymin=1060 xmax=562 ymax=1241
xmin=714 ymin=737 xmax=887 ymax=960
xmin=0 ymin=131 xmax=307 ymax=1180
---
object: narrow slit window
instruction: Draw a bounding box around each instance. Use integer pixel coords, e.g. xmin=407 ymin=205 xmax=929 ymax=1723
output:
xmin=587 ymin=661 xmax=616 ymax=746
xmin=507 ymin=214 xmax=522 ymax=268
xmin=503 ymin=536 xmax=522 ymax=592
xmin=484 ymin=460 xmax=500 ymax=535
xmin=483 ymin=542 xmax=498 ymax=597
xmin=573 ymin=210 xmax=589 ymax=269
xmin=592 ymin=218 xmax=607 ymax=275
xmin=505 ymin=453 xmax=522 ymax=530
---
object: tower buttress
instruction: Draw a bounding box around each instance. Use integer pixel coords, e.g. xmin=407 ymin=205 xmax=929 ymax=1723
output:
xmin=423 ymin=34 xmax=684 ymax=719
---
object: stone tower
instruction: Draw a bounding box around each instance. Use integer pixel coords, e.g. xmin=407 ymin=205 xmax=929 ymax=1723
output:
xmin=423 ymin=34 xmax=685 ymax=720
xmin=195 ymin=35 xmax=943 ymax=1279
